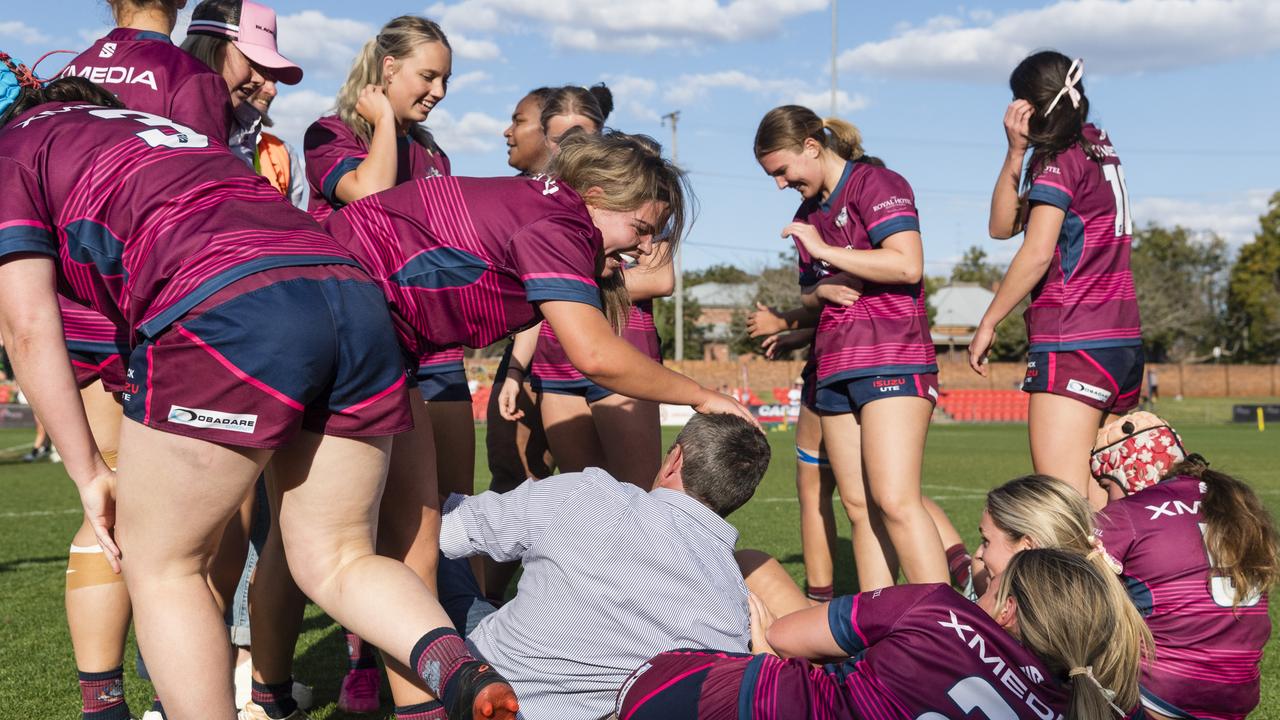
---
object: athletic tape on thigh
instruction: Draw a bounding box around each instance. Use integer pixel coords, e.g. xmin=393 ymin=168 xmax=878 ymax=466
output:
xmin=796 ymin=446 xmax=829 ymax=467
xmin=100 ymin=449 xmax=117 ymax=472
xmin=66 ymin=544 xmax=122 ymax=589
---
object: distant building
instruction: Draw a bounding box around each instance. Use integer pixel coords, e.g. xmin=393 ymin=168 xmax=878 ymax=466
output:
xmin=689 ymin=281 xmax=758 ymax=361
xmin=930 ymin=282 xmax=996 ymax=358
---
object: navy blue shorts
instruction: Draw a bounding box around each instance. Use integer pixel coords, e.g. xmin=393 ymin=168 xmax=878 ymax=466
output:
xmin=1022 ymin=346 xmax=1143 ymax=413
xmin=68 ymin=347 xmax=128 ymax=393
xmin=814 ymin=373 xmax=939 ymax=414
xmin=414 ymin=366 xmax=471 ymax=403
xmin=123 ymin=266 xmax=413 ymax=448
xmin=529 ymin=376 xmax=613 ymax=404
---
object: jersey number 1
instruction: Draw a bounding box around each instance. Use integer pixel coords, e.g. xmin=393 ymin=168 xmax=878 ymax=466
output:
xmin=1101 ymin=164 xmax=1132 ymax=237
xmin=917 ymin=677 xmax=1017 ymax=720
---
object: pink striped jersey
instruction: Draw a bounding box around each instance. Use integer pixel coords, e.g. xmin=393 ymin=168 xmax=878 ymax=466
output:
xmin=304 ymin=115 xmax=451 ymax=223
xmin=55 ymin=28 xmax=232 ymax=144
xmin=530 ymin=300 xmax=660 ymax=384
xmin=323 ymin=174 xmax=603 ymax=362
xmin=1096 ymin=475 xmax=1270 ymax=720
xmin=60 ymin=297 xmax=130 ymax=355
xmin=793 ymin=161 xmax=936 ymax=384
xmin=1024 ymin=124 xmax=1141 ymax=351
xmin=419 ymin=346 xmax=465 ymax=376
xmin=0 ymin=103 xmax=360 ymax=339
xmin=818 ymin=583 xmax=1069 ymax=719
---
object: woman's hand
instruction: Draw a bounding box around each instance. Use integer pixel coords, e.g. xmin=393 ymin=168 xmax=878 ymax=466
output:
xmin=747 ymin=303 xmax=787 ymax=338
xmin=762 ymin=329 xmax=813 ymax=359
xmin=1003 ymin=99 xmax=1033 ymax=155
xmin=78 ymin=469 xmax=121 ymax=572
xmin=355 ymin=84 xmax=394 ymax=127
xmin=497 ymin=376 xmax=525 ymax=421
xmin=782 ymin=222 xmax=828 ymax=263
xmin=692 ymin=390 xmax=759 ymax=428
xmin=813 ymin=274 xmax=862 ymax=307
xmin=968 ymin=322 xmax=996 ymax=377
xmin=749 ymin=592 xmax=778 ymax=656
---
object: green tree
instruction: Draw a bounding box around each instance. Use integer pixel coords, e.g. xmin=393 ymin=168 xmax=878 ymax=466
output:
xmin=949 ymin=245 xmax=1004 ymax=288
xmin=1226 ymin=191 xmax=1280 ymax=362
xmin=653 ymin=291 xmax=706 ymax=360
xmin=685 ymin=263 xmax=754 ymax=287
xmin=1131 ymin=224 xmax=1229 ymax=362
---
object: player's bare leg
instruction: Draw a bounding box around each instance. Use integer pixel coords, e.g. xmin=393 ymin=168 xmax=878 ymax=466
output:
xmin=540 ymin=392 xmax=606 ymax=473
xmin=590 ymin=395 xmax=661 ymax=489
xmin=860 ymin=396 xmax=948 ymax=585
xmin=794 ymin=405 xmax=837 ymax=599
xmin=820 ymin=412 xmax=897 ymax=591
xmin=1028 ymin=392 xmax=1107 ymax=509
xmin=735 ymin=549 xmax=815 ymax=618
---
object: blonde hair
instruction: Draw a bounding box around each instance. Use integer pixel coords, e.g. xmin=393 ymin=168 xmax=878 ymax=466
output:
xmin=987 ymin=476 xmax=1153 ymax=711
xmin=752 ymin=104 xmax=880 ymax=166
xmin=548 ymin=130 xmax=691 ymax=332
xmin=335 ymin=15 xmax=450 ymax=147
xmin=997 ymin=549 xmax=1144 ymax=718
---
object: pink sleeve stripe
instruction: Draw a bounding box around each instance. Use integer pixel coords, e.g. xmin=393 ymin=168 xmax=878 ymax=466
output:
xmin=850 ymin=594 xmax=869 ymax=647
xmin=1032 ymin=179 xmax=1074 ymax=197
xmin=0 ymin=219 xmax=52 ymax=231
xmin=521 ymin=272 xmax=595 ymax=282
xmin=865 ymin=210 xmax=917 ymax=229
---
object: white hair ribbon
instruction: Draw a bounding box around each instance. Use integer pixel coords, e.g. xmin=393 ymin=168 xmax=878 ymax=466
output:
xmin=1068 ymin=665 xmax=1125 ymax=716
xmin=1044 ymin=58 xmax=1084 ymax=115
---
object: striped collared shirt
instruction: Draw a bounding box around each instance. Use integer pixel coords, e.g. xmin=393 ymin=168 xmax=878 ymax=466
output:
xmin=440 ymin=467 xmax=750 ymax=720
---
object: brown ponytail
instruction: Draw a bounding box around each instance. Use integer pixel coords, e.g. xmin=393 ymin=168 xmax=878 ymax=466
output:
xmin=753 ymin=105 xmax=883 ymax=167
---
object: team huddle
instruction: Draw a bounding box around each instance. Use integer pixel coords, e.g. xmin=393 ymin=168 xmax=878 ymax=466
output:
xmin=0 ymin=1 xmax=1276 ymax=719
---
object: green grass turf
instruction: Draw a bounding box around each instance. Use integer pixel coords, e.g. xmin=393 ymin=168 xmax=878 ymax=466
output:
xmin=2 ymin=417 xmax=1278 ymax=718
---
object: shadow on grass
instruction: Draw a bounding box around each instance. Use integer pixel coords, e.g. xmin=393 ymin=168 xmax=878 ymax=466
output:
xmin=0 ymin=555 xmax=66 ymax=573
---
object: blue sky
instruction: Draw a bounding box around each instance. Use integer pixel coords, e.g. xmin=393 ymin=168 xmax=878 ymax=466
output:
xmin=5 ymin=0 xmax=1278 ymax=274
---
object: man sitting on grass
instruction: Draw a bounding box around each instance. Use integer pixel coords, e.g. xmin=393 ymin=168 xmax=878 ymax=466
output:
xmin=438 ymin=413 xmax=771 ymax=720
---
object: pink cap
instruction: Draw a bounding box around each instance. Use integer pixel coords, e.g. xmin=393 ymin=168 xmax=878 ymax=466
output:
xmin=187 ymin=0 xmax=303 ymax=85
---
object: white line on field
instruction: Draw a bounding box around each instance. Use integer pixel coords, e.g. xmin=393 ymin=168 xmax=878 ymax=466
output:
xmin=0 ymin=508 xmax=79 ymax=518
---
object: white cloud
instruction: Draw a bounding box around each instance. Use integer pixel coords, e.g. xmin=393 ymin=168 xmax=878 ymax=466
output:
xmin=425 ymin=107 xmax=508 ymax=153
xmin=264 ymin=88 xmax=335 ymax=149
xmin=1132 ymin=189 xmax=1272 ymax=246
xmin=790 ymin=88 xmax=869 ymax=115
xmin=423 ymin=0 xmax=827 ymax=52
xmin=840 ymin=0 xmax=1280 ymax=83
xmin=0 ymin=21 xmax=50 ymax=44
xmin=448 ymin=70 xmax=492 ymax=92
xmin=661 ymin=70 xmax=868 ymax=115
xmin=449 ymin=31 xmax=502 ymax=61
xmin=276 ymin=11 xmax=376 ymax=78
xmin=604 ymin=74 xmax=661 ymax=122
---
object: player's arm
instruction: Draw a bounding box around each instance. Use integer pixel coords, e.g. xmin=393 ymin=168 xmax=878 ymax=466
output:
xmin=540 ymin=300 xmax=755 ymax=423
xmin=0 ymin=256 xmax=118 ymax=567
xmin=623 ymin=241 xmax=675 ymax=301
xmin=787 ymin=224 xmax=922 ymax=285
xmin=989 ymin=100 xmax=1033 ymax=239
xmin=766 ymin=602 xmax=846 ymax=661
xmin=497 ymin=324 xmax=541 ymax=420
xmin=332 ymin=86 xmax=399 ymax=204
xmin=748 ymin=303 xmax=817 ymax=337
xmin=969 ymin=203 xmax=1062 ymax=375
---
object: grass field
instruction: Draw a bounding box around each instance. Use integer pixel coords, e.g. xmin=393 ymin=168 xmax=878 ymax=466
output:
xmin=2 ymin=400 xmax=1278 ymax=718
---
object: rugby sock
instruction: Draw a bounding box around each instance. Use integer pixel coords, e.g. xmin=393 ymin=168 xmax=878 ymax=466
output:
xmin=251 ymin=679 xmax=298 ymax=719
xmin=805 ymin=584 xmax=834 ymax=602
xmin=410 ymin=628 xmax=472 ymax=700
xmin=395 ymin=700 xmax=448 ymax=719
xmin=946 ymin=543 xmax=973 ymax=589
xmin=345 ymin=628 xmax=378 ymax=670
xmin=79 ymin=667 xmax=130 ymax=720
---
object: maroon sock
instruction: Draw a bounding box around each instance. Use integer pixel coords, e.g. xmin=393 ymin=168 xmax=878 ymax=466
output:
xmin=395 ymin=700 xmax=448 ymax=719
xmin=345 ymin=628 xmax=378 ymax=671
xmin=946 ymin=543 xmax=972 ymax=588
xmin=79 ymin=667 xmax=130 ymax=720
xmin=805 ymin=583 xmax=834 ymax=602
xmin=410 ymin=628 xmax=472 ymax=699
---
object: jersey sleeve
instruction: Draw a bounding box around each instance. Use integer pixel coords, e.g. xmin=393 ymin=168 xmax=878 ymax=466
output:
xmin=852 ymin=169 xmax=920 ymax=247
xmin=168 ymin=72 xmax=232 ymax=144
xmin=1026 ymin=152 xmax=1082 ymax=212
xmin=828 ymin=584 xmax=942 ymax=656
xmin=510 ymin=214 xmax=602 ymax=309
xmin=304 ymin=119 xmax=366 ymax=209
xmin=0 ymin=160 xmax=57 ymax=260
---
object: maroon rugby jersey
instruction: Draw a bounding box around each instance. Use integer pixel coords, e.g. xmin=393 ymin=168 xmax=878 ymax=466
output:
xmin=56 ymin=28 xmax=231 ymax=144
xmin=1024 ymin=124 xmax=1141 ymax=351
xmin=324 ymin=174 xmax=603 ymax=363
xmin=1097 ymin=475 xmax=1270 ymax=720
xmin=817 ymin=584 xmax=1070 ymax=719
xmin=529 ymin=300 xmax=660 ymax=386
xmin=304 ymin=114 xmax=451 ymax=223
xmin=0 ymin=104 xmax=359 ymax=338
xmin=793 ymin=161 xmax=936 ymax=384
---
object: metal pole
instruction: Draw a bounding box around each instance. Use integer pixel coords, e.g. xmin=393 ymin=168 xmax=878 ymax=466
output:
xmin=663 ymin=110 xmax=683 ymax=362
xmin=831 ymin=0 xmax=838 ymax=116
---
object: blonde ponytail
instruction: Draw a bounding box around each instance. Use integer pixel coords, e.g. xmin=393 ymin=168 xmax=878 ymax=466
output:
xmin=754 ymin=105 xmax=883 ymax=166
xmin=820 ymin=116 xmax=865 ymax=162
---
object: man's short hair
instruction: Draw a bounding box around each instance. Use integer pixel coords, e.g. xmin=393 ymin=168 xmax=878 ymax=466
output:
xmin=674 ymin=414 xmax=770 ymax=517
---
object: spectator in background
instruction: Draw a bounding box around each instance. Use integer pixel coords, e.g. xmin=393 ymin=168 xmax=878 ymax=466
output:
xmin=250 ymin=80 xmax=307 ymax=209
